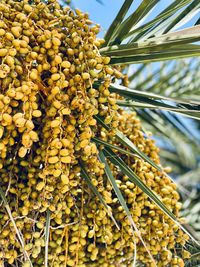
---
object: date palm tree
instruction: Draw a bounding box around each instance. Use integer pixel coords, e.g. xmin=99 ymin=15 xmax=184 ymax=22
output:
xmin=1 ymin=0 xmax=200 ymax=266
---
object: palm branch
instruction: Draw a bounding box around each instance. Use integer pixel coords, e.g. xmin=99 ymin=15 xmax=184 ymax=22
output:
xmin=121 ymin=60 xmax=200 ymax=173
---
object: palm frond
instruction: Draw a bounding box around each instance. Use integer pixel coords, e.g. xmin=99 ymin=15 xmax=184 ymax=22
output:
xmin=101 ymin=0 xmax=200 ymax=64
xmin=96 ymin=82 xmax=200 ymax=120
xmin=104 ymin=0 xmax=134 ymax=46
xmin=109 ymin=0 xmax=159 ymax=45
xmin=163 ymin=0 xmax=200 ymax=34
xmin=95 ymin=115 xmax=163 ymax=172
xmin=119 ymin=58 xmax=200 ymax=174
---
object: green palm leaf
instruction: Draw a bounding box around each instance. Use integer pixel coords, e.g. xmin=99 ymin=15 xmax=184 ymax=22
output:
xmin=124 ymin=59 xmax=200 ymax=172
xmin=94 ymin=115 xmax=163 ymax=172
xmin=110 ymin=0 xmax=159 ymax=45
xmin=102 ymin=0 xmax=200 ymax=64
xmin=163 ymin=0 xmax=200 ymax=33
xmin=92 ymin=137 xmax=139 ymax=158
xmin=130 ymin=0 xmax=198 ymax=41
xmin=107 ymin=83 xmax=200 ymax=120
xmin=104 ymin=0 xmax=134 ymax=46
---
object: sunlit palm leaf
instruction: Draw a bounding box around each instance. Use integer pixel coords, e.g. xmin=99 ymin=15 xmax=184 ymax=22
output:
xmin=114 ymin=0 xmax=197 ymax=42
xmin=104 ymin=0 xmax=134 ymax=46
xmin=163 ymin=0 xmax=200 ymax=33
xmin=101 ymin=83 xmax=200 ymax=120
xmin=102 ymin=0 xmax=200 ymax=64
xmin=130 ymin=0 xmax=199 ymax=41
xmin=124 ymin=59 xmax=200 ymax=170
xmin=101 ymin=26 xmax=200 ymax=58
xmin=109 ymin=0 xmax=159 ymax=45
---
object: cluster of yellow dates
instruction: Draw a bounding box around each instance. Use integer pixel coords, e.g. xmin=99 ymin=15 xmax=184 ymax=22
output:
xmin=0 ymin=0 xmax=190 ymax=266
